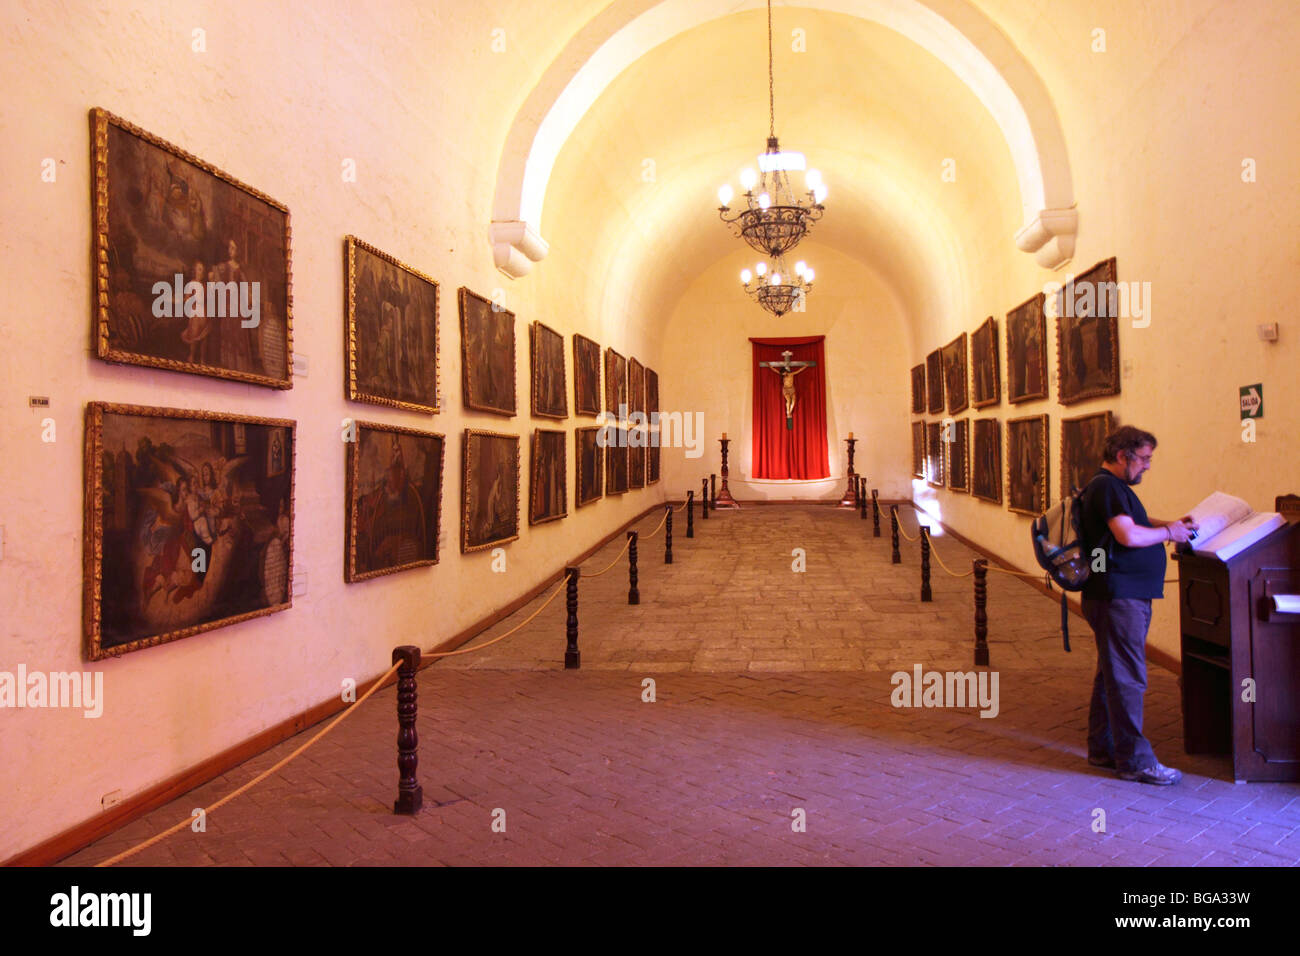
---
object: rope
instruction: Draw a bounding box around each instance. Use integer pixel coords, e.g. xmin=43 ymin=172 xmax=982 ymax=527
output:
xmin=898 ymin=523 xmax=919 ymax=542
xmin=95 ymin=658 xmax=404 ymax=867
xmin=927 ymin=541 xmax=974 ymax=578
xmin=638 ymin=508 xmax=671 ymax=540
xmin=583 ymin=534 xmax=635 ymax=578
xmin=987 ymin=564 xmax=1043 ymax=579
xmin=423 ymin=578 xmax=568 ymax=658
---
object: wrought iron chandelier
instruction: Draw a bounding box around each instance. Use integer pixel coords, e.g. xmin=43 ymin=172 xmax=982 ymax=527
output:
xmin=740 ymin=256 xmax=815 ymax=317
xmin=716 ymin=0 xmax=827 ymax=260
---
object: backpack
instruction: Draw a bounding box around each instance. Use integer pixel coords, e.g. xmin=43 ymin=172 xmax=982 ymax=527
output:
xmin=1031 ymin=473 xmax=1110 ymax=651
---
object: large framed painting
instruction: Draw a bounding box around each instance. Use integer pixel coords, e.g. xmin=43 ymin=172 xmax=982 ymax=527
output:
xmin=1057 ymin=257 xmax=1121 ymax=406
xmin=604 ymin=348 xmax=628 ymax=416
xmin=90 ymin=109 xmax=293 ymax=388
xmin=947 ymin=418 xmax=969 ymax=493
xmin=345 ymin=422 xmax=444 ymax=582
xmin=646 ymin=367 xmax=660 ymax=484
xmin=971 ymin=419 xmax=1002 ymax=505
xmin=1060 ymin=411 xmax=1114 ymax=500
xmin=529 ymin=429 xmax=567 ymax=525
xmin=911 ymin=421 xmax=925 ymax=478
xmin=1006 ymin=414 xmax=1049 ymax=516
xmin=605 ymin=429 xmax=630 ymax=495
xmin=971 ymin=316 xmax=1000 ymax=409
xmin=926 ymin=349 xmax=944 ymax=413
xmin=575 ymin=427 xmax=603 ymax=506
xmin=459 ymin=287 xmax=516 ymax=416
xmin=83 ymin=402 xmax=294 ymax=660
xmin=1006 ymin=293 xmax=1048 ymax=404
xmin=910 ymin=364 xmax=925 ymax=414
xmin=942 ymin=333 xmax=969 ymax=415
xmin=628 ymin=358 xmax=646 ymax=418
xmin=345 ymin=236 xmax=439 ymax=413
xmin=573 ymin=334 xmax=601 ymax=417
xmin=925 ymin=422 xmax=945 ymax=488
xmin=530 ymin=321 xmax=567 ymax=420
xmin=461 ymin=430 xmax=520 ymax=552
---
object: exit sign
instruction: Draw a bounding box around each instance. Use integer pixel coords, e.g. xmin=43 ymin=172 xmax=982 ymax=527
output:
xmin=1239 ymin=384 xmax=1263 ymax=419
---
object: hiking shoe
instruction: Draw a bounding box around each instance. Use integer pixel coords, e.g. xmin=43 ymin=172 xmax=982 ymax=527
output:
xmin=1118 ymin=762 xmax=1182 ymax=785
xmin=1087 ymin=754 xmax=1116 ymax=769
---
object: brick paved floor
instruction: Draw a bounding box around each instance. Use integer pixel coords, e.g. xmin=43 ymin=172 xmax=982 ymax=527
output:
xmin=62 ymin=505 xmax=1300 ymax=866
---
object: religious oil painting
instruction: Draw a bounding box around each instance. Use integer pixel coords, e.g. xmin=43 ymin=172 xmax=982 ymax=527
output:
xmin=604 ymin=347 xmax=628 ymax=416
xmin=573 ymin=334 xmax=601 ymax=417
xmin=530 ymin=429 xmax=568 ymax=525
xmin=576 ymin=427 xmax=604 ymax=506
xmin=630 ymin=439 xmax=646 ymax=491
xmin=1056 ymin=257 xmax=1121 ymax=406
xmin=646 ymin=367 xmax=660 ymax=484
xmin=926 ymin=349 xmax=944 ymax=413
xmin=345 ymin=236 xmax=439 ymax=413
xmin=971 ymin=418 xmax=1002 ymax=505
xmin=459 ymin=287 xmax=516 ymax=416
xmin=1060 ymin=411 xmax=1114 ymax=500
xmin=912 ymin=421 xmax=925 ymax=478
xmin=605 ymin=428 xmax=630 ymax=495
xmin=1006 ymin=414 xmax=1049 ymax=516
xmin=91 ymin=109 xmax=293 ymax=388
xmin=345 ymin=422 xmax=444 ymax=583
xmin=926 ymin=422 xmax=945 ymax=487
xmin=942 ymin=333 xmax=969 ymax=415
xmin=948 ymin=418 xmax=970 ymax=493
xmin=910 ymin=364 xmax=925 ymax=414
xmin=971 ymin=316 xmax=1000 ymax=409
xmin=628 ymin=358 xmax=646 ymax=418
xmin=1006 ymin=293 xmax=1047 ymax=404
xmin=83 ymin=402 xmax=294 ymax=660
xmin=530 ymin=321 xmax=567 ymax=420
xmin=461 ymin=430 xmax=520 ymax=552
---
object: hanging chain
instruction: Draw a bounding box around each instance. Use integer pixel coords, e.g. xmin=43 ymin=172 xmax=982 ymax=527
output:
xmin=767 ymin=0 xmax=776 ymax=138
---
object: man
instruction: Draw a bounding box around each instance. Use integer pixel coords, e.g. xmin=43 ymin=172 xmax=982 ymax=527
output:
xmin=1080 ymin=426 xmax=1196 ymax=784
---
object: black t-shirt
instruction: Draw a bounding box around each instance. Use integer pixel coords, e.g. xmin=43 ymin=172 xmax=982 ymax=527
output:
xmin=1080 ymin=468 xmax=1166 ymax=600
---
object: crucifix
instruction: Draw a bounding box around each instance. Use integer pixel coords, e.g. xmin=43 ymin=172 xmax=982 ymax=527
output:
xmin=759 ymin=350 xmax=816 ymax=430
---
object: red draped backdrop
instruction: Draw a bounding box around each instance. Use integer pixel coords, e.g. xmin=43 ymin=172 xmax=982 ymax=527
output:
xmin=750 ymin=336 xmax=829 ymax=479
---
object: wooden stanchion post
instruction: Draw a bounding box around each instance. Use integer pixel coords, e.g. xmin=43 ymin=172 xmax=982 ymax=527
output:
xmin=627 ymin=530 xmax=640 ymax=605
xmin=565 ymin=567 xmax=580 ymax=669
xmin=392 ymin=645 xmax=423 ymax=815
xmin=710 ymin=473 xmax=717 ymax=509
xmin=664 ymin=503 xmax=673 ymax=564
xmin=920 ymin=526 xmax=933 ymax=602
xmin=686 ymin=490 xmax=695 ymax=537
xmin=859 ymin=477 xmax=868 ymax=519
xmin=701 ymin=479 xmax=710 ymax=519
xmin=872 ymin=489 xmax=881 ymax=538
xmin=974 ymin=559 xmax=990 ymax=667
xmin=890 ymin=506 xmax=901 ymax=564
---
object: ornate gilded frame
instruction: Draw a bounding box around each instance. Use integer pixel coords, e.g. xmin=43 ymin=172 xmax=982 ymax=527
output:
xmin=344 ymin=236 xmax=440 ymax=414
xmin=1056 ymin=257 xmax=1122 ymax=406
xmin=461 ymin=429 xmax=520 ymax=552
xmin=604 ymin=347 xmax=628 ymax=415
xmin=947 ymin=418 xmax=970 ymax=493
xmin=575 ymin=427 xmax=604 ymax=506
xmin=942 ymin=333 xmax=969 ymax=415
xmin=971 ymin=418 xmax=1003 ymax=505
xmin=912 ymin=421 xmax=925 ymax=478
xmin=529 ymin=428 xmax=568 ymax=525
xmin=573 ymin=334 xmax=601 ymax=417
xmin=90 ymin=108 xmax=294 ymax=388
xmin=646 ymin=367 xmax=660 ymax=484
xmin=1006 ymin=413 xmax=1050 ymax=516
xmin=926 ymin=421 xmax=946 ymax=488
xmin=910 ymin=364 xmax=925 ymax=414
xmin=1060 ymin=410 xmax=1114 ymax=501
xmin=530 ymin=321 xmax=568 ymax=420
xmin=83 ymin=402 xmax=295 ymax=660
xmin=926 ymin=349 xmax=944 ymax=413
xmin=459 ymin=287 xmax=517 ymax=416
xmin=970 ymin=316 xmax=1001 ymax=409
xmin=1006 ymin=293 xmax=1048 ymax=404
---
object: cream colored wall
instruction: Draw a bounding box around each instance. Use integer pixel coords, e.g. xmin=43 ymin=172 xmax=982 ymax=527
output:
xmin=0 ymin=0 xmax=662 ymax=860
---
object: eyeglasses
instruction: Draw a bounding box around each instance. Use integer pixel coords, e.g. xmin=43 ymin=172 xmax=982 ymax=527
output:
xmin=1130 ymin=453 xmax=1153 ymax=465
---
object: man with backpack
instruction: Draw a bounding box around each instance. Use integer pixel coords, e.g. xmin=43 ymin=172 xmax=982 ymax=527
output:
xmin=1079 ymin=426 xmax=1197 ymax=785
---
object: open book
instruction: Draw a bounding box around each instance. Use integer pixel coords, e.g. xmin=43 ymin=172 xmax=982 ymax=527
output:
xmin=1184 ymin=491 xmax=1286 ymax=561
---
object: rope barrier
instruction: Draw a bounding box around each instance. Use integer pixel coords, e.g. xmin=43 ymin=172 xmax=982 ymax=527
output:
xmin=582 ymin=533 xmax=635 ymax=578
xmin=637 ymin=508 xmax=672 ymax=540
xmin=423 ymin=578 xmax=569 ymax=658
xmin=927 ymin=542 xmax=974 ymax=578
xmin=898 ymin=523 xmax=920 ymax=542
xmin=95 ymin=657 xmax=404 ymax=867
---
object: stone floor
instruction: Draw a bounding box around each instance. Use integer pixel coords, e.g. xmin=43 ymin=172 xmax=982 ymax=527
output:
xmin=62 ymin=504 xmax=1300 ymax=866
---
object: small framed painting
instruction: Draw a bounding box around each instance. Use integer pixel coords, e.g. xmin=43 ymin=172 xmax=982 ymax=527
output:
xmin=573 ymin=334 xmax=601 ymax=417
xmin=1006 ymin=414 xmax=1049 ymax=516
xmin=926 ymin=421 xmax=945 ymax=488
xmin=1057 ymin=257 xmax=1121 ymax=406
xmin=646 ymin=368 xmax=660 ymax=484
xmin=912 ymin=421 xmax=925 ymax=478
xmin=942 ymin=333 xmax=969 ymax=415
xmin=461 ymin=429 xmax=520 ymax=552
xmin=971 ymin=419 xmax=1002 ymax=505
xmin=575 ymin=427 xmax=604 ymax=506
xmin=604 ymin=348 xmax=628 ymax=416
xmin=1006 ymin=293 xmax=1048 ymax=404
xmin=529 ymin=428 xmax=567 ymax=524
xmin=947 ymin=418 xmax=969 ymax=493
xmin=459 ymin=287 xmax=516 ymax=416
xmin=970 ymin=316 xmax=1000 ymax=409
xmin=926 ymin=349 xmax=944 ymax=413
xmin=530 ymin=321 xmax=567 ymax=419
xmin=605 ymin=429 xmax=629 ymax=494
xmin=1060 ymin=411 xmax=1114 ymax=500
xmin=910 ymin=364 xmax=925 ymax=414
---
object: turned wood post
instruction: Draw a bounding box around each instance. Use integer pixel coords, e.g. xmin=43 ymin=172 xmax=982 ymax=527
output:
xmin=664 ymin=503 xmax=673 ymax=564
xmin=872 ymin=489 xmax=881 ymax=538
xmin=686 ymin=490 xmax=695 ymax=538
xmin=890 ymin=506 xmax=901 ymax=564
xmin=627 ymin=530 xmax=640 ymax=605
xmin=859 ymin=476 xmax=868 ymax=519
xmin=701 ymin=479 xmax=710 ymax=519
xmin=715 ymin=439 xmax=739 ymax=509
xmin=920 ymin=526 xmax=933 ymax=603
xmin=564 ymin=567 xmax=580 ymax=669
xmin=392 ymin=645 xmax=423 ymax=815
xmin=974 ymin=559 xmax=990 ymax=667
xmin=710 ymin=473 xmax=717 ymax=509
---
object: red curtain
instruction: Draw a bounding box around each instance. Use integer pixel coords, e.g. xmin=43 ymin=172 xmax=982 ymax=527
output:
xmin=750 ymin=336 xmax=829 ymax=479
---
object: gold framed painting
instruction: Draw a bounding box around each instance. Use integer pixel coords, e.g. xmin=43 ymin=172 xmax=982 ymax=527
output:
xmin=530 ymin=321 xmax=567 ymax=420
xmin=604 ymin=348 xmax=628 ymax=416
xmin=971 ymin=418 xmax=1002 ymax=505
xmin=1006 ymin=414 xmax=1049 ymax=516
xmin=605 ymin=428 xmax=629 ymax=494
xmin=1057 ymin=257 xmax=1122 ymax=406
xmin=926 ymin=349 xmax=944 ymax=413
xmin=1060 ymin=411 xmax=1114 ymax=500
xmin=926 ymin=421 xmax=946 ymax=488
xmin=345 ymin=236 xmax=439 ymax=413
xmin=942 ymin=333 xmax=969 ymax=415
xmin=459 ymin=287 xmax=516 ymax=416
xmin=90 ymin=109 xmax=293 ymax=388
xmin=912 ymin=421 xmax=925 ymax=478
xmin=575 ymin=427 xmax=604 ymax=506
xmin=573 ymin=334 xmax=601 ymax=417
xmin=461 ymin=429 xmax=520 ymax=552
xmin=646 ymin=367 xmax=660 ymax=484
xmin=947 ymin=418 xmax=969 ymax=493
xmin=530 ymin=429 xmax=567 ymax=525
xmin=345 ymin=421 xmax=444 ymax=582
xmin=1006 ymin=293 xmax=1048 ymax=404
xmin=970 ymin=316 xmax=1000 ymax=409
xmin=83 ymin=402 xmax=295 ymax=660
xmin=910 ymin=364 xmax=925 ymax=414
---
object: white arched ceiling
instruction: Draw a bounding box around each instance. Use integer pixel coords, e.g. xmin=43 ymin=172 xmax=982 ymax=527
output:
xmin=490 ymin=0 xmax=1077 ymax=277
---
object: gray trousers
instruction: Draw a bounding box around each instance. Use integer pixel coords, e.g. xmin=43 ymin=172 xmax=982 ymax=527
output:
xmin=1082 ymin=597 xmax=1158 ymax=771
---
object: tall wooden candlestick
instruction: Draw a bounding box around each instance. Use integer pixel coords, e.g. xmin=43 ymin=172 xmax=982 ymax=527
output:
xmin=714 ymin=437 xmax=739 ymax=509
xmin=838 ymin=437 xmax=859 ymax=508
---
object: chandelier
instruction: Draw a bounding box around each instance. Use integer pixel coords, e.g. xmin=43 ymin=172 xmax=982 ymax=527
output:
xmin=740 ymin=256 xmax=815 ymax=317
xmin=716 ymin=0 xmax=827 ymax=260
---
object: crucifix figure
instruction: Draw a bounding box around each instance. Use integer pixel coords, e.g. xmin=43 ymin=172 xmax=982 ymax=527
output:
xmin=759 ymin=350 xmax=817 ymax=429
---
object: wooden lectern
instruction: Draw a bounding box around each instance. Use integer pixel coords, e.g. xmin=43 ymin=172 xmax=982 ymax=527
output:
xmin=1175 ymin=513 xmax=1300 ymax=782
